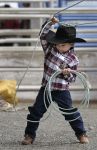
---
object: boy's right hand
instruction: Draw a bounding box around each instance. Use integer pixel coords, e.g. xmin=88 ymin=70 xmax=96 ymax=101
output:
xmin=62 ymin=68 xmax=71 ymax=76
xmin=51 ymin=17 xmax=59 ymax=24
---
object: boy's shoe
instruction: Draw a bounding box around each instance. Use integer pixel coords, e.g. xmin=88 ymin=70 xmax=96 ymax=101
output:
xmin=77 ymin=134 xmax=89 ymax=144
xmin=22 ymin=134 xmax=35 ymax=145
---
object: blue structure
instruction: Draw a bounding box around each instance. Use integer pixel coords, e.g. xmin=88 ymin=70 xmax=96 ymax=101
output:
xmin=45 ymin=0 xmax=97 ymax=47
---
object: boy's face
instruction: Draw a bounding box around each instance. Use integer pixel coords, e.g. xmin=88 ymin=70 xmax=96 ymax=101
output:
xmin=56 ymin=43 xmax=73 ymax=53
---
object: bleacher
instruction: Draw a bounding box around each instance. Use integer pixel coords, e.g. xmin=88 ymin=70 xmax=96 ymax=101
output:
xmin=0 ymin=0 xmax=97 ymax=101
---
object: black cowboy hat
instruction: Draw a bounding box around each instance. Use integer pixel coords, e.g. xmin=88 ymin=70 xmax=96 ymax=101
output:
xmin=46 ymin=25 xmax=86 ymax=44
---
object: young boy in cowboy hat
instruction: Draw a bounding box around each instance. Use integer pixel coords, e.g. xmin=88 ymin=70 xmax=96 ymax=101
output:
xmin=22 ymin=17 xmax=89 ymax=145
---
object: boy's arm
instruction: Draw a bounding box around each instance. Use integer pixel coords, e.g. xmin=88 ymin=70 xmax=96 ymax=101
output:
xmin=62 ymin=53 xmax=79 ymax=82
xmin=40 ymin=17 xmax=59 ymax=53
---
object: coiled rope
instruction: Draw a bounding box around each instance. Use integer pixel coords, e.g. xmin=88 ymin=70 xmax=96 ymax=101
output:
xmin=43 ymin=70 xmax=90 ymax=122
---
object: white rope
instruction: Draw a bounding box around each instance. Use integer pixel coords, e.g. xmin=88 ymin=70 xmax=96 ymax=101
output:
xmin=53 ymin=0 xmax=85 ymax=17
xmin=43 ymin=70 xmax=90 ymax=122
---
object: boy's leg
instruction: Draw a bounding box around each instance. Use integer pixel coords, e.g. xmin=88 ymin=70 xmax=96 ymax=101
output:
xmin=52 ymin=90 xmax=87 ymax=139
xmin=22 ymin=86 xmax=50 ymax=144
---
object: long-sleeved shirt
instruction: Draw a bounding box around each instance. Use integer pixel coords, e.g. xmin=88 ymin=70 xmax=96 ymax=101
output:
xmin=40 ymin=21 xmax=79 ymax=90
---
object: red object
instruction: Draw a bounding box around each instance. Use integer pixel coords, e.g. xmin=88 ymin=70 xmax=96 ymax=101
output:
xmin=2 ymin=20 xmax=20 ymax=29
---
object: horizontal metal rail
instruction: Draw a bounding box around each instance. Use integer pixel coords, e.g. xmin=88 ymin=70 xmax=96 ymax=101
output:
xmin=0 ymin=38 xmax=38 ymax=43
xmin=0 ymin=37 xmax=97 ymax=43
xmin=16 ymin=85 xmax=97 ymax=91
xmin=0 ymin=29 xmax=97 ymax=36
xmin=0 ymin=0 xmax=50 ymax=2
xmin=0 ymin=14 xmax=50 ymax=19
xmin=0 ymin=8 xmax=97 ymax=14
xmin=0 ymin=46 xmax=96 ymax=52
xmin=0 ymin=67 xmax=96 ymax=72
xmin=76 ymin=29 xmax=97 ymax=33
xmin=0 ymin=29 xmax=40 ymax=36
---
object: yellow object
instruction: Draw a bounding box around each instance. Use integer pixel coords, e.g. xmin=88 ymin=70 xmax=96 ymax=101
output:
xmin=0 ymin=80 xmax=18 ymax=105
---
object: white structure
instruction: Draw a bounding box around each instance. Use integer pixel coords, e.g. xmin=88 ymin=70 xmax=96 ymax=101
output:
xmin=0 ymin=2 xmax=18 ymax=8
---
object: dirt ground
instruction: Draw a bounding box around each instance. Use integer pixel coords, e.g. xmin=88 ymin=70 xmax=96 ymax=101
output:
xmin=0 ymin=103 xmax=97 ymax=150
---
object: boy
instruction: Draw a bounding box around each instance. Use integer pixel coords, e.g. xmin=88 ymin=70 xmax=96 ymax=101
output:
xmin=22 ymin=17 xmax=89 ymax=145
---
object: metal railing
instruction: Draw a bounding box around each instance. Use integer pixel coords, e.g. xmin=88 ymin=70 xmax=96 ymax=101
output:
xmin=0 ymin=46 xmax=96 ymax=52
xmin=0 ymin=37 xmax=96 ymax=43
xmin=0 ymin=0 xmax=50 ymax=2
xmin=0 ymin=29 xmax=97 ymax=36
xmin=0 ymin=7 xmax=97 ymax=14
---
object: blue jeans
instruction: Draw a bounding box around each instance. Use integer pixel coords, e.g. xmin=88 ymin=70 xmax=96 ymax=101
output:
xmin=25 ymin=86 xmax=86 ymax=138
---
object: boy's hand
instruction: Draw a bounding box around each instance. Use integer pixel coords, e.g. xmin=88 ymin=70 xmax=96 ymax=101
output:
xmin=62 ymin=68 xmax=71 ymax=75
xmin=51 ymin=17 xmax=59 ymax=24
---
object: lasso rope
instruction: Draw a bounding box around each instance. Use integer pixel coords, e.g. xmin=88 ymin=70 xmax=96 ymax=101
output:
xmin=43 ymin=70 xmax=90 ymax=122
xmin=53 ymin=0 xmax=85 ymax=17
